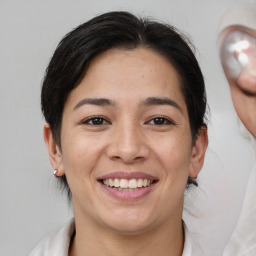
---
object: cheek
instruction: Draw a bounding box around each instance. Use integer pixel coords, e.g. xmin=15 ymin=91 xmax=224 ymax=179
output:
xmin=152 ymin=134 xmax=192 ymax=172
xmin=151 ymin=136 xmax=193 ymax=197
xmin=60 ymin=135 xmax=106 ymax=204
xmin=61 ymin=132 xmax=105 ymax=178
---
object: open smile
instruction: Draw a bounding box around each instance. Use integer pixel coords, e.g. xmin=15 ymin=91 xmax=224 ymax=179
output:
xmin=102 ymin=178 xmax=155 ymax=191
xmin=97 ymin=172 xmax=158 ymax=200
xmin=97 ymin=172 xmax=158 ymax=199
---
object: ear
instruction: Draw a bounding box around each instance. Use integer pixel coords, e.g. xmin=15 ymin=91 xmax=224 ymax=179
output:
xmin=43 ymin=123 xmax=65 ymax=177
xmin=189 ymin=127 xmax=208 ymax=178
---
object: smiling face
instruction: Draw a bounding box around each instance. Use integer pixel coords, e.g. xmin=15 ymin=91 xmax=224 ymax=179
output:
xmin=45 ymin=47 xmax=207 ymax=234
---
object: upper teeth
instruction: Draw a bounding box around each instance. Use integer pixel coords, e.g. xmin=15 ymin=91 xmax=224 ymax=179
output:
xmin=103 ymin=178 xmax=152 ymax=189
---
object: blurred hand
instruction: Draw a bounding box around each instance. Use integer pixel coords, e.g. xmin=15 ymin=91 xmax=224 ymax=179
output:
xmin=220 ymin=27 xmax=256 ymax=136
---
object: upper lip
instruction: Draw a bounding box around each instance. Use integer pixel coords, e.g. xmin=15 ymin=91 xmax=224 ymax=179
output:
xmin=97 ymin=172 xmax=158 ymax=181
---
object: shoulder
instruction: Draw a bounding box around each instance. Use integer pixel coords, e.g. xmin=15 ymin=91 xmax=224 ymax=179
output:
xmin=29 ymin=218 xmax=75 ymax=256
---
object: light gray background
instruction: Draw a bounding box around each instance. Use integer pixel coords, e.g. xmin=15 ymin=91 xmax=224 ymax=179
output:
xmin=0 ymin=0 xmax=255 ymax=255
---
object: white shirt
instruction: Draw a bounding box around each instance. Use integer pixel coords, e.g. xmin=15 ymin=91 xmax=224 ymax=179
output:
xmin=29 ymin=219 xmax=198 ymax=256
xmin=223 ymin=123 xmax=256 ymax=256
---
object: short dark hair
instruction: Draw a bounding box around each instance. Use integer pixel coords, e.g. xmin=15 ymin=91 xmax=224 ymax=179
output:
xmin=41 ymin=11 xmax=207 ymax=198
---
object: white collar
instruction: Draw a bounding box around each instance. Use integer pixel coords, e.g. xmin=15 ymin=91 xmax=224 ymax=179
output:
xmin=29 ymin=218 xmax=75 ymax=256
xmin=182 ymin=223 xmax=194 ymax=256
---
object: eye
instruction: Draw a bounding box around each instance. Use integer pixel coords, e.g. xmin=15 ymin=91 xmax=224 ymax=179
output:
xmin=82 ymin=116 xmax=110 ymax=125
xmin=147 ymin=116 xmax=174 ymax=125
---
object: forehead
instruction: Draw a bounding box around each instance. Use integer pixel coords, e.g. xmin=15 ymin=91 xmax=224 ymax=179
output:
xmin=65 ymin=47 xmax=186 ymax=111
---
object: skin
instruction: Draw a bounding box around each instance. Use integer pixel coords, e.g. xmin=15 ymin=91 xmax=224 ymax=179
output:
xmin=44 ymin=48 xmax=208 ymax=256
xmin=220 ymin=26 xmax=256 ymax=136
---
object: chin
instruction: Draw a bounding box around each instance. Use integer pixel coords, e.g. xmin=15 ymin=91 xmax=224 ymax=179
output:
xmin=101 ymin=208 xmax=158 ymax=234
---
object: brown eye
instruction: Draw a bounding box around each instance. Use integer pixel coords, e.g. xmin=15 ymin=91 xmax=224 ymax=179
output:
xmin=83 ymin=117 xmax=109 ymax=125
xmin=148 ymin=117 xmax=173 ymax=125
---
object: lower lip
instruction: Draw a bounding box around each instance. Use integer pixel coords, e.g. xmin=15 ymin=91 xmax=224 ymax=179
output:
xmin=99 ymin=182 xmax=156 ymax=200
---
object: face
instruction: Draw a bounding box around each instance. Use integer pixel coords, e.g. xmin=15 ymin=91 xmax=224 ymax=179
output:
xmin=45 ymin=48 xmax=207 ymax=234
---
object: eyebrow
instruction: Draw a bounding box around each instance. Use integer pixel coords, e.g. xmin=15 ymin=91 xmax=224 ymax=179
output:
xmin=142 ymin=97 xmax=183 ymax=113
xmin=73 ymin=96 xmax=183 ymax=113
xmin=73 ymin=98 xmax=115 ymax=111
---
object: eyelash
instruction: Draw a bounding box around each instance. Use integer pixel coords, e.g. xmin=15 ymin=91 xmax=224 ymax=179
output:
xmin=81 ymin=116 xmax=175 ymax=126
xmin=82 ymin=116 xmax=110 ymax=125
xmin=146 ymin=116 xmax=175 ymax=126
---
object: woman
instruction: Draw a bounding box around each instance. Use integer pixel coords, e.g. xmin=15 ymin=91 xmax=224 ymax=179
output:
xmin=30 ymin=11 xmax=208 ymax=256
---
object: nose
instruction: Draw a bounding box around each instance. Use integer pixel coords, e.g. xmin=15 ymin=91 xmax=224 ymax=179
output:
xmin=105 ymin=121 xmax=150 ymax=164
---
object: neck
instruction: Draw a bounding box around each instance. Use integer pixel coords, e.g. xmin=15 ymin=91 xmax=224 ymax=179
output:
xmin=69 ymin=207 xmax=184 ymax=256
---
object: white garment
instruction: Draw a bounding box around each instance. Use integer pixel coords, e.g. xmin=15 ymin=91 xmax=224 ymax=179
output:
xmin=223 ymin=124 xmax=256 ymax=256
xmin=29 ymin=219 xmax=198 ymax=256
xmin=29 ymin=219 xmax=75 ymax=256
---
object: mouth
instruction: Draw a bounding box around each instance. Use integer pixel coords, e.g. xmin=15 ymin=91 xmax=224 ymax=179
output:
xmin=100 ymin=178 xmax=156 ymax=191
xmin=97 ymin=172 xmax=158 ymax=199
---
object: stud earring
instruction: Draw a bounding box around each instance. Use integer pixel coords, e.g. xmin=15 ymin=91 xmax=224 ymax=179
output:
xmin=53 ymin=169 xmax=58 ymax=176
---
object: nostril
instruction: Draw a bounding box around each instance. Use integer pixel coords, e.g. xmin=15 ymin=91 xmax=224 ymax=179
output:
xmin=105 ymin=136 xmax=150 ymax=163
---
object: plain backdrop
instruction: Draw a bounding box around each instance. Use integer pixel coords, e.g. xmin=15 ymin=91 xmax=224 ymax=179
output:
xmin=0 ymin=0 xmax=255 ymax=255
